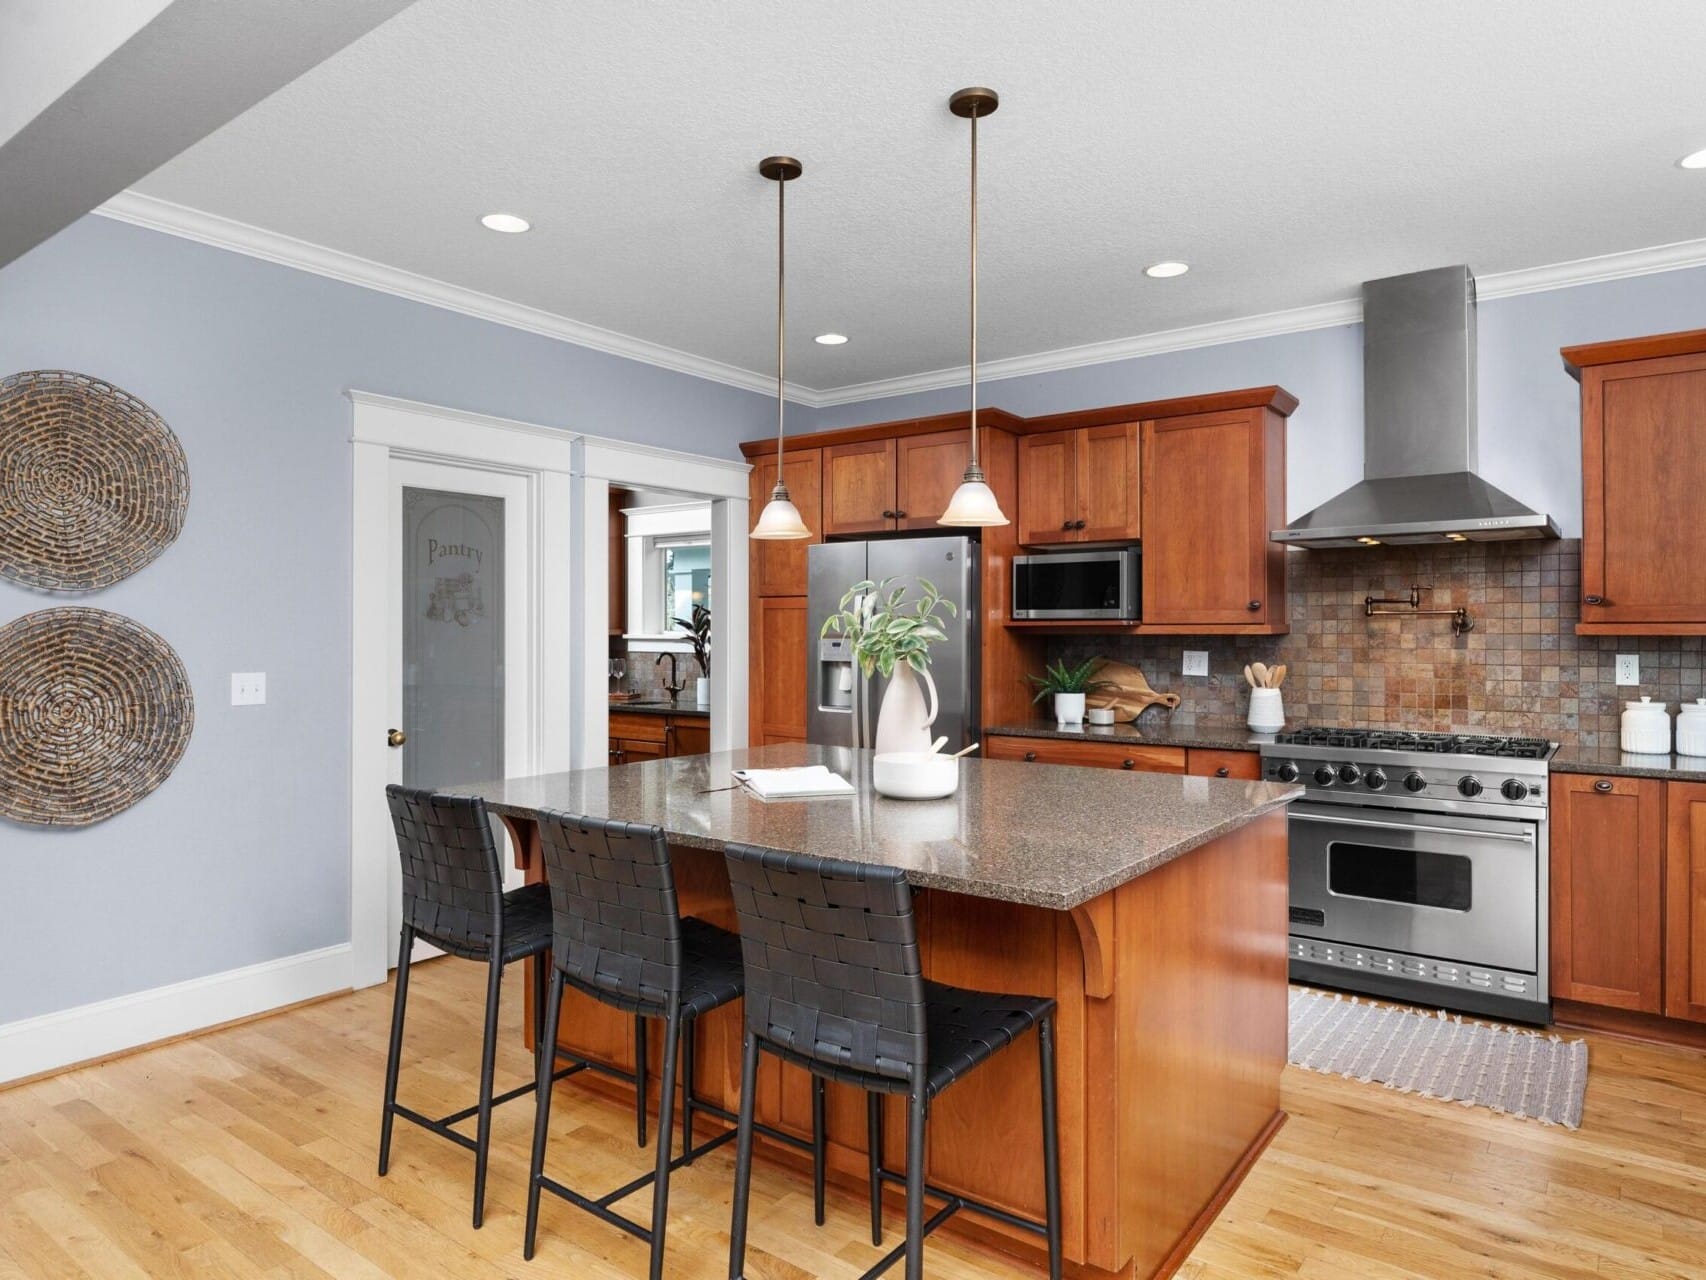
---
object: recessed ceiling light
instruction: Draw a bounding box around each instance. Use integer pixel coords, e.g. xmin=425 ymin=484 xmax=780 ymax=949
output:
xmin=480 ymin=212 xmax=531 ymax=234
xmin=1145 ymin=261 xmax=1190 ymax=279
xmin=1679 ymin=147 xmax=1706 ymax=170
xmin=814 ymin=333 xmax=849 ymax=345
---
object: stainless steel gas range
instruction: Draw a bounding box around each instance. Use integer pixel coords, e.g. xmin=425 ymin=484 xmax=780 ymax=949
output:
xmin=1259 ymin=728 xmax=1558 ymax=1024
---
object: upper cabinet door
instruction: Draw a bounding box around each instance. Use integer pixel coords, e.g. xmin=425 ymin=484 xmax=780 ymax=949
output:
xmin=822 ymin=439 xmax=897 ymax=536
xmin=1074 ymin=422 xmax=1140 ymax=543
xmin=1016 ymin=430 xmax=1078 ymax=545
xmin=1141 ymin=410 xmax=1273 ymax=625
xmin=1580 ymin=353 xmax=1706 ymax=630
xmin=751 ymin=447 xmax=822 ymax=597
xmin=893 ymin=429 xmax=970 ymax=530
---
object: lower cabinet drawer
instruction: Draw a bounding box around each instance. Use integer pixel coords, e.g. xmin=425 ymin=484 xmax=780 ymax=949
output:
xmin=1187 ymin=748 xmax=1261 ymax=780
xmin=984 ymin=734 xmax=1186 ymax=773
xmin=609 ymin=712 xmax=668 ymax=743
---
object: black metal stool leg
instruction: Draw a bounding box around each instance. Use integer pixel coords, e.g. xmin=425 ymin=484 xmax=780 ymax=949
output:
xmin=1040 ymin=1014 xmax=1062 ymax=1280
xmin=377 ymin=925 xmax=415 ymax=1177
xmin=904 ymin=1074 xmax=927 ymax=1280
xmin=866 ymin=1091 xmax=883 ymax=1245
xmin=470 ymin=952 xmax=503 ymax=1228
xmin=647 ymin=1005 xmax=681 ymax=1280
xmin=524 ymin=966 xmax=566 ymax=1260
xmin=812 ymin=1076 xmax=827 ymax=1227
xmin=679 ymin=1011 xmax=697 ymax=1166
xmin=635 ymin=1013 xmax=649 ymax=1148
xmin=532 ymin=952 xmax=548 ymax=1074
xmin=727 ymin=1030 xmax=761 ymax=1280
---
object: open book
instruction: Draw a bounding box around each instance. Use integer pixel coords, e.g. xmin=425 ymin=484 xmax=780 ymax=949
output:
xmin=731 ymin=766 xmax=855 ymax=800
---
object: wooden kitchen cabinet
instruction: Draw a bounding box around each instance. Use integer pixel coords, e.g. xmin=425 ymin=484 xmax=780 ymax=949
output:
xmin=609 ymin=487 xmax=629 ymax=634
xmin=893 ymin=429 xmax=970 ymax=531
xmin=671 ymin=719 xmax=711 ymax=756
xmin=607 ymin=710 xmax=710 ymax=764
xmin=750 ymin=447 xmax=821 ymax=597
xmin=984 ymin=734 xmax=1186 ymax=773
xmin=1666 ymin=781 xmax=1706 ymax=1023
xmin=751 ymin=595 xmax=808 ymax=744
xmin=1564 ymin=330 xmax=1706 ymax=634
xmin=1015 ymin=423 xmax=1139 ymax=546
xmin=821 ymin=439 xmax=896 ymax=535
xmin=1187 ymin=748 xmax=1262 ymax=780
xmin=1550 ymin=773 xmax=1665 ymax=1014
xmin=1141 ymin=408 xmax=1287 ymax=628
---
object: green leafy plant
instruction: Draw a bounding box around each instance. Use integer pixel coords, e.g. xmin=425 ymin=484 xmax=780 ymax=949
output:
xmin=1026 ymin=656 xmax=1116 ymax=704
xmin=671 ymin=603 xmax=711 ymax=677
xmin=820 ymin=577 xmax=958 ymax=679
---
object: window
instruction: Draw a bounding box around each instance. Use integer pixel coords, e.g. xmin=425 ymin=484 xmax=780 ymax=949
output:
xmin=661 ymin=540 xmax=711 ymax=626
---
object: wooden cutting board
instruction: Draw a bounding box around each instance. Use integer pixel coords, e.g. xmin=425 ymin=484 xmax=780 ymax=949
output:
xmin=1086 ymin=658 xmax=1181 ymax=722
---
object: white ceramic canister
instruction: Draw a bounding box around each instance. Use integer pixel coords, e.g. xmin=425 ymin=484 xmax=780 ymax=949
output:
xmin=1248 ymin=687 xmax=1285 ymax=732
xmin=1677 ymin=698 xmax=1706 ymax=757
xmin=1621 ymin=696 xmax=1672 ymax=755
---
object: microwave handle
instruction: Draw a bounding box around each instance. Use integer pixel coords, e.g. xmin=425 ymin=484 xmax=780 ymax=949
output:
xmin=1300 ymin=811 xmax=1533 ymax=843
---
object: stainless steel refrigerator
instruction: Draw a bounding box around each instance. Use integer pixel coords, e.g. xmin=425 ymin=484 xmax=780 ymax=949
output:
xmin=806 ymin=536 xmax=981 ymax=751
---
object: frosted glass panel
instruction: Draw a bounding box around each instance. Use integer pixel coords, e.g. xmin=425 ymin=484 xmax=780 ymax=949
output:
xmin=402 ymin=488 xmax=504 ymax=790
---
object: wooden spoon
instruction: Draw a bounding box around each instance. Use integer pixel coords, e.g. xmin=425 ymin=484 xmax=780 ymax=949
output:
xmin=1244 ymin=664 xmax=1257 ymax=689
xmin=1252 ymin=662 xmax=1271 ymax=689
xmin=1271 ymin=664 xmax=1287 ymax=687
xmin=950 ymin=742 xmax=982 ymax=759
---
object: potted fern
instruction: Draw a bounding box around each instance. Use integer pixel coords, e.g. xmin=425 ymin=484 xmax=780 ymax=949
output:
xmin=821 ymin=577 xmax=957 ymax=752
xmin=1027 ymin=657 xmax=1115 ymax=726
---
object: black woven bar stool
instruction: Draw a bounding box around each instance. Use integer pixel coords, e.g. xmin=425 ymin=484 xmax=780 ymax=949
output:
xmin=524 ymin=812 xmax=827 ymax=1280
xmin=722 ymin=844 xmax=1062 ymax=1280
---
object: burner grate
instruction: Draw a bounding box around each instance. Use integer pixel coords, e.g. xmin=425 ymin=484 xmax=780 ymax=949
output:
xmin=1272 ymin=727 xmax=1553 ymax=760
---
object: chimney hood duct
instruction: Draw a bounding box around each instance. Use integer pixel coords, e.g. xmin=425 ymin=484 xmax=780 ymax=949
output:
xmin=1271 ymin=265 xmax=1559 ymax=549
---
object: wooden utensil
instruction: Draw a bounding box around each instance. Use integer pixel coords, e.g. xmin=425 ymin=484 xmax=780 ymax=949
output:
xmin=950 ymin=742 xmax=981 ymax=759
xmin=1244 ymin=664 xmax=1257 ymax=689
xmin=1271 ymin=664 xmax=1287 ymax=687
xmin=1252 ymin=662 xmax=1271 ymax=688
xmin=929 ymin=736 xmax=949 ymax=755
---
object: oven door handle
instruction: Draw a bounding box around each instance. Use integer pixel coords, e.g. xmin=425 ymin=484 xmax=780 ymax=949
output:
xmin=1299 ymin=811 xmax=1534 ymax=843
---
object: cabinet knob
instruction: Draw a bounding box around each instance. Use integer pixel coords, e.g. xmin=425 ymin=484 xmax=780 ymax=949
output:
xmin=1122 ymin=758 xmax=1136 ymax=769
xmin=1023 ymin=750 xmax=1037 ymax=762
xmin=1246 ymin=600 xmax=1262 ymax=611
xmin=893 ymin=509 xmax=907 ymax=519
xmin=1073 ymin=519 xmax=1087 ymax=530
xmin=1215 ymin=766 xmax=1230 ymax=777
xmin=882 ymin=509 xmax=896 ymax=519
xmin=1061 ymin=519 xmax=1074 ymax=531
xmin=1593 ymin=779 xmax=1613 ymax=793
xmin=1583 ymin=595 xmax=1604 ymax=606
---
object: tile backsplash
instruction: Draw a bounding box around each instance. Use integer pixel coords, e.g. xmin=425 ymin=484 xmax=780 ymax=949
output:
xmin=1047 ymin=539 xmax=1702 ymax=748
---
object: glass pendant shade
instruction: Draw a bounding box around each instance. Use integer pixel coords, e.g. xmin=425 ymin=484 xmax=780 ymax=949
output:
xmin=938 ymin=474 xmax=1009 ymax=527
xmin=751 ymin=486 xmax=811 ymax=540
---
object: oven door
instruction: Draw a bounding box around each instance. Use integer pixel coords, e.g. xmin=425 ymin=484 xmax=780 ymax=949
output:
xmin=1288 ymin=801 xmax=1538 ymax=973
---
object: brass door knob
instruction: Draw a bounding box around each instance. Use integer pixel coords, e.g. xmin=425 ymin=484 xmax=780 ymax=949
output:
xmin=387 ymin=728 xmax=407 ymax=748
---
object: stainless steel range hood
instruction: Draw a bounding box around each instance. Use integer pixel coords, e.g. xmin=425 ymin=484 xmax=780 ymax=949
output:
xmin=1271 ymin=265 xmax=1559 ymax=549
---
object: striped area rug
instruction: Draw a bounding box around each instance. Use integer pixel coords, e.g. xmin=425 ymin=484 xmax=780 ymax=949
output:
xmin=1288 ymin=986 xmax=1588 ymax=1128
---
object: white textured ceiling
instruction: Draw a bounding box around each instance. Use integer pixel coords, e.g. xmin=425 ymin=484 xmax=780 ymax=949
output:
xmin=132 ymin=0 xmax=1706 ymax=392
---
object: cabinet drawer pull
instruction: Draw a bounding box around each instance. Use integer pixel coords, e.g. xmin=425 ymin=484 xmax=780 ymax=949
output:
xmin=1247 ymin=600 xmax=1262 ymax=611
xmin=1073 ymin=519 xmax=1087 ymax=530
xmin=1593 ymin=779 xmax=1614 ymax=793
xmin=1061 ymin=519 xmax=1074 ymax=531
xmin=1215 ymin=766 xmax=1230 ymax=777
xmin=893 ymin=509 xmax=907 ymax=519
xmin=1583 ymin=595 xmax=1604 ymax=606
xmin=1024 ymin=750 xmax=1037 ymax=762
xmin=881 ymin=509 xmax=896 ymax=519
xmin=1122 ymin=758 xmax=1136 ymax=769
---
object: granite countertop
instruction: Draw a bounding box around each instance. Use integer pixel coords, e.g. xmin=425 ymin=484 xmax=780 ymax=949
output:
xmin=451 ymin=743 xmax=1300 ymax=911
xmin=1551 ymin=744 xmax=1706 ymax=783
xmin=608 ymin=697 xmax=710 ymax=719
xmin=984 ymin=714 xmax=1277 ymax=752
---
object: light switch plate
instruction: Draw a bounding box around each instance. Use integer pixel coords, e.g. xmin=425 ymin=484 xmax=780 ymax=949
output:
xmin=1182 ymin=650 xmax=1209 ymax=678
xmin=231 ymin=672 xmax=267 ymax=705
xmin=1615 ymin=654 xmax=1639 ymax=686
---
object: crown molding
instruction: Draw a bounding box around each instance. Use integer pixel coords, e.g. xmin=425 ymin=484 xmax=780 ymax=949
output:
xmin=96 ymin=190 xmax=815 ymax=406
xmin=99 ymin=190 xmax=1706 ymax=413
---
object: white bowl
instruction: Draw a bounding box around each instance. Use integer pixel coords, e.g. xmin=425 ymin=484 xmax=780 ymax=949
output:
xmin=1086 ymin=707 xmax=1117 ymax=725
xmin=872 ymin=751 xmax=959 ymax=800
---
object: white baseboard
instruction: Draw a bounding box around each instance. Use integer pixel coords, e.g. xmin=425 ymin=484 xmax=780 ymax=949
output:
xmin=0 ymin=943 xmax=354 ymax=1084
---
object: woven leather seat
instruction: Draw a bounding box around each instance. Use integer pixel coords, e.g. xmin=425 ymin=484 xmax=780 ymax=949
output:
xmin=921 ymin=980 xmax=1053 ymax=1097
xmin=415 ymin=882 xmax=554 ymax=964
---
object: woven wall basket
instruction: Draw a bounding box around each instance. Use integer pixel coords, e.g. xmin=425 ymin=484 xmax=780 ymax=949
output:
xmin=0 ymin=370 xmax=189 ymax=591
xmin=0 ymin=608 xmax=195 ymax=826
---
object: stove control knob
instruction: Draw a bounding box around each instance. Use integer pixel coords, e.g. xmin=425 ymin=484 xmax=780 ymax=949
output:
xmin=1313 ymin=766 xmax=1337 ymax=786
xmin=1365 ymin=768 xmax=1388 ymax=791
xmin=1501 ymin=778 xmax=1530 ymax=801
xmin=1458 ymin=775 xmax=1484 ymax=798
xmin=1275 ymin=762 xmax=1300 ymax=783
xmin=1337 ymin=763 xmax=1362 ymax=786
xmin=1403 ymin=771 xmax=1428 ymax=793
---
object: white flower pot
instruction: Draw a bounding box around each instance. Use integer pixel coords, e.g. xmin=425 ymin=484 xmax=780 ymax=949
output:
xmin=695 ymin=676 xmax=710 ymax=706
xmin=874 ymin=666 xmax=939 ymax=754
xmin=1054 ymin=692 xmax=1086 ymax=725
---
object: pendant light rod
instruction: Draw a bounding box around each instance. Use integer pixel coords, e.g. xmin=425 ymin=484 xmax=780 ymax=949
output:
xmin=950 ymin=87 xmax=997 ymax=480
xmin=750 ymin=155 xmax=812 ymax=541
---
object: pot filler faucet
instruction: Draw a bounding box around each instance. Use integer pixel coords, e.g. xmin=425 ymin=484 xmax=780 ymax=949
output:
xmin=655 ymin=652 xmax=686 ymax=698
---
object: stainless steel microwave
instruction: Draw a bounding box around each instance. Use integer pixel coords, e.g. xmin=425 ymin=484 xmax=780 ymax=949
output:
xmin=1012 ymin=548 xmax=1140 ymax=620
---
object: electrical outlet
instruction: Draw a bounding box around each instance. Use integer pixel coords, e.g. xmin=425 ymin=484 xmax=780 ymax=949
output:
xmin=1182 ymin=650 xmax=1209 ymax=678
xmin=231 ymin=672 xmax=267 ymax=705
xmin=1615 ymin=654 xmax=1639 ymax=686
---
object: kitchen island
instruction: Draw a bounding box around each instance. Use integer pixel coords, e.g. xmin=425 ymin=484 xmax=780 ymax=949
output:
xmin=455 ymin=744 xmax=1299 ymax=1279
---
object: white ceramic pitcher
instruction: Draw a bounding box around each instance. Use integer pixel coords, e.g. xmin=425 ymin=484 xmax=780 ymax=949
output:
xmin=874 ymin=665 xmax=939 ymax=754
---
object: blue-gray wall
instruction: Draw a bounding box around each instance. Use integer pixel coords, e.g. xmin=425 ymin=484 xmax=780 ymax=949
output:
xmin=805 ymin=264 xmax=1706 ymax=539
xmin=0 ymin=215 xmax=772 ymax=1023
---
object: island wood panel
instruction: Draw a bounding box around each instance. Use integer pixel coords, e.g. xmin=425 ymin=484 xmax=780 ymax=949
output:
xmin=1075 ymin=422 xmax=1140 ymax=543
xmin=822 ymin=438 xmax=897 ymax=535
xmin=751 ymin=596 xmax=809 ymax=745
xmin=1016 ymin=429 xmax=1077 ymax=545
xmin=1550 ymin=773 xmax=1665 ymax=1013
xmin=894 ymin=428 xmax=970 ymax=531
xmin=749 ymin=447 xmax=822 ymax=597
xmin=1666 ymin=781 xmax=1706 ymax=1023
xmin=505 ymin=810 xmax=1290 ymax=1280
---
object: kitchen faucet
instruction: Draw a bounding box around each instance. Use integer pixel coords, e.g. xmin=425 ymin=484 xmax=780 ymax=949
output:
xmin=655 ymin=652 xmax=686 ymax=699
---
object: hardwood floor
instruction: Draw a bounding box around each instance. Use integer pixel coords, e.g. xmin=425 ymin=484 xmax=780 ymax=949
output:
xmin=3 ymin=960 xmax=1704 ymax=1279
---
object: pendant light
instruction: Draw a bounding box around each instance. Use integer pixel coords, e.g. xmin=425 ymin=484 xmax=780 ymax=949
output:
xmin=939 ymin=87 xmax=1009 ymax=527
xmin=750 ymin=155 xmax=812 ymax=540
